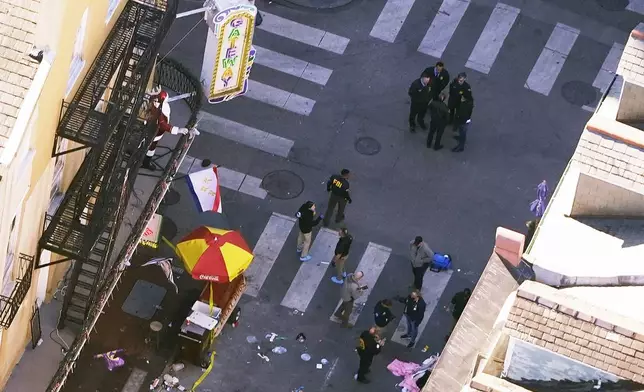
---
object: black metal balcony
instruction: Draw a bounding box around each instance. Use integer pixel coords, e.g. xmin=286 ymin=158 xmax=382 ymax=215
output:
xmin=54 ymin=0 xmax=169 ymax=151
xmin=37 ymin=0 xmax=178 ymax=327
xmin=0 ymin=254 xmax=35 ymax=329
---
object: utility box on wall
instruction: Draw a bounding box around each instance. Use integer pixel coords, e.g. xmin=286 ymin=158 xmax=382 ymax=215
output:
xmin=200 ymin=0 xmax=257 ymax=104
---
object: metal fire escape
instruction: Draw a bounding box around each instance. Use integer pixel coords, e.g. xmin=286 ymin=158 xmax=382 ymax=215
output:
xmin=37 ymin=0 xmax=178 ymax=328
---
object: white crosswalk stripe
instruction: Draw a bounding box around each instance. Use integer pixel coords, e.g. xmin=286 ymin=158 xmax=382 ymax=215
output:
xmin=178 ymin=155 xmax=268 ymax=199
xmin=391 ymin=269 xmax=454 ymax=346
xmin=466 ymin=3 xmax=520 ymax=74
xmin=258 ymin=12 xmax=350 ymax=54
xmin=525 ymin=23 xmax=580 ymax=96
xmin=198 ymin=111 xmax=294 ymax=158
xmin=370 ymin=0 xmax=416 ymax=43
xmin=418 ymin=0 xmax=471 ymax=58
xmin=245 ymin=213 xmax=296 ymax=297
xmin=253 ymin=45 xmax=333 ymax=86
xmin=330 ymin=242 xmax=391 ymax=325
xmin=245 ymin=80 xmax=317 ymax=116
xmin=281 ymin=228 xmax=339 ymax=313
xmin=592 ymin=42 xmax=625 ymax=93
xmin=627 ymin=0 xmax=644 ymax=15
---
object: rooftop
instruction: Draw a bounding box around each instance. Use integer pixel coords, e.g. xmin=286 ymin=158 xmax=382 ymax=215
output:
xmin=617 ymin=23 xmax=644 ymax=88
xmin=0 ymin=0 xmax=40 ymax=155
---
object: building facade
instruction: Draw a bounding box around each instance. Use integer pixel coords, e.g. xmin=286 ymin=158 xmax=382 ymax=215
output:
xmin=0 ymin=0 xmax=128 ymax=388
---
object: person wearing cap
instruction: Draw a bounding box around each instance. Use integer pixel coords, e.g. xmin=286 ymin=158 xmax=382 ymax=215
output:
xmin=409 ymin=236 xmax=434 ymax=291
xmin=295 ymin=201 xmax=323 ymax=262
xmin=448 ymin=72 xmax=473 ymax=125
xmin=323 ymin=169 xmax=352 ymax=226
xmin=408 ymin=71 xmax=432 ymax=132
xmin=333 ymin=271 xmax=366 ymax=328
xmin=452 ymin=93 xmax=474 ymax=153
xmin=373 ymin=299 xmax=396 ymax=335
xmin=331 ymin=228 xmax=353 ymax=284
xmin=423 ymin=61 xmax=450 ymax=99
xmin=355 ymin=326 xmax=385 ymax=384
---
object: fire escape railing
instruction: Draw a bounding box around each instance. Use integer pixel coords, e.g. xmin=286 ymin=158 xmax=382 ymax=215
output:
xmin=36 ymin=0 xmax=178 ymax=327
xmin=0 ymin=254 xmax=36 ymax=329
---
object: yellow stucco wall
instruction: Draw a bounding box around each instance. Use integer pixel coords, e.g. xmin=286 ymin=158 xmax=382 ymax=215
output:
xmin=0 ymin=0 xmax=129 ymax=388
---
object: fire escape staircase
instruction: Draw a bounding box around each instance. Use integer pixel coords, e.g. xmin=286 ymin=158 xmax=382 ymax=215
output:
xmin=37 ymin=0 xmax=178 ymax=328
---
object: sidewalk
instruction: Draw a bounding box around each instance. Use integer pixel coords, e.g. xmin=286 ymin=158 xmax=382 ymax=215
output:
xmin=5 ymin=98 xmax=201 ymax=392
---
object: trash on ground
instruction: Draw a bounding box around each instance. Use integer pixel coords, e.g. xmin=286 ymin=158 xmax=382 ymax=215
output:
xmin=300 ymin=353 xmax=311 ymax=361
xmin=296 ymin=333 xmax=306 ymax=343
xmin=292 ymin=387 xmax=304 ymax=392
xmin=171 ymin=363 xmax=185 ymax=372
xmin=272 ymin=346 xmax=287 ymax=354
xmin=257 ymin=353 xmax=270 ymax=362
xmin=246 ymin=335 xmax=258 ymax=344
xmin=316 ymin=363 xmax=323 ymax=369
xmin=266 ymin=332 xmax=278 ymax=342
xmin=421 ymin=345 xmax=429 ymax=353
xmin=163 ymin=374 xmax=179 ymax=387
xmin=94 ymin=349 xmax=125 ymax=371
xmin=320 ymin=358 xmax=329 ymax=365
xmin=149 ymin=378 xmax=160 ymax=390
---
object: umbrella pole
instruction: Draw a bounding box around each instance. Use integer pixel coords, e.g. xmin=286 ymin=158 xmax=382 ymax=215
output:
xmin=209 ymin=282 xmax=215 ymax=316
xmin=161 ymin=235 xmax=178 ymax=255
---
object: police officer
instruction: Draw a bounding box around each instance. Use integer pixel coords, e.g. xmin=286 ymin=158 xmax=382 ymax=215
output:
xmin=355 ymin=326 xmax=385 ymax=384
xmin=427 ymin=93 xmax=449 ymax=150
xmin=374 ymin=299 xmax=396 ymax=335
xmin=408 ymin=71 xmax=432 ymax=132
xmin=323 ymin=169 xmax=352 ymax=226
xmin=448 ymin=72 xmax=473 ymax=124
xmin=423 ymin=61 xmax=450 ymax=99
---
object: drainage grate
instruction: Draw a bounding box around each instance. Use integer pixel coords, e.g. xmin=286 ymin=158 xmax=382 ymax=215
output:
xmin=261 ymin=170 xmax=304 ymax=200
xmin=354 ymin=137 xmax=381 ymax=156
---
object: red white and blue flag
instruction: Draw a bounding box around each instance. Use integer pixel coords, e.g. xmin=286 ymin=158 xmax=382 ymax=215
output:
xmin=188 ymin=166 xmax=223 ymax=213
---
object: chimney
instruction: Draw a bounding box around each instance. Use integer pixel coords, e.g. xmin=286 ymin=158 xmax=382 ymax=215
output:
xmin=616 ymin=23 xmax=644 ymax=123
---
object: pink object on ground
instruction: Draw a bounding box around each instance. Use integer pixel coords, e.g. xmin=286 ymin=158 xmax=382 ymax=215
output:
xmin=388 ymin=359 xmax=423 ymax=391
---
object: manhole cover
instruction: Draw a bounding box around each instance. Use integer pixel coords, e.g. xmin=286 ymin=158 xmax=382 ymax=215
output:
xmin=354 ymin=137 xmax=381 ymax=156
xmin=162 ymin=188 xmax=181 ymax=205
xmin=161 ymin=217 xmax=178 ymax=241
xmin=261 ymin=170 xmax=304 ymax=200
xmin=561 ymin=81 xmax=597 ymax=106
xmin=596 ymin=0 xmax=628 ymax=11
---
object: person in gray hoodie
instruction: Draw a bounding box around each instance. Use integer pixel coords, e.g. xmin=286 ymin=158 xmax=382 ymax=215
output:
xmin=409 ymin=236 xmax=434 ymax=290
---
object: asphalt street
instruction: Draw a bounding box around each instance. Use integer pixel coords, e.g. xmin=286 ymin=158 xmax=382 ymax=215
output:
xmin=158 ymin=0 xmax=643 ymax=390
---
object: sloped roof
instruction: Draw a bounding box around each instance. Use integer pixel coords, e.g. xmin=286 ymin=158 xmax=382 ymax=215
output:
xmin=0 ymin=0 xmax=40 ymax=153
xmin=504 ymin=281 xmax=644 ymax=385
xmin=617 ymin=23 xmax=644 ymax=87
xmin=423 ymin=253 xmax=521 ymax=392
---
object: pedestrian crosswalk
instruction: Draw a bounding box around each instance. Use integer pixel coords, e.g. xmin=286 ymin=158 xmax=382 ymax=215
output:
xmin=369 ymin=0 xmax=627 ymax=100
xmin=237 ymin=212 xmax=454 ymax=347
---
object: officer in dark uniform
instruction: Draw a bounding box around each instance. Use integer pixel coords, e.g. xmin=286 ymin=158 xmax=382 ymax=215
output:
xmin=448 ymin=72 xmax=473 ymax=124
xmin=407 ymin=71 xmax=432 ymax=132
xmin=427 ymin=93 xmax=449 ymax=150
xmin=452 ymin=94 xmax=474 ymax=152
xmin=323 ymin=169 xmax=352 ymax=226
xmin=423 ymin=61 xmax=450 ymax=99
xmin=355 ymin=326 xmax=384 ymax=384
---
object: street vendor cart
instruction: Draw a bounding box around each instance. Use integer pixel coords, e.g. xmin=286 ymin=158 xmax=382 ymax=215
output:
xmin=169 ymin=225 xmax=253 ymax=367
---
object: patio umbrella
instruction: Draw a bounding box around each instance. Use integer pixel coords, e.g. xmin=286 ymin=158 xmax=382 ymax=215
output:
xmin=529 ymin=180 xmax=549 ymax=217
xmin=175 ymin=226 xmax=253 ymax=283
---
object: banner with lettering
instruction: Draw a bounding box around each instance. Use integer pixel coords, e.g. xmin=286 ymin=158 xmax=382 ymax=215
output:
xmin=201 ymin=4 xmax=257 ymax=104
xmin=187 ymin=166 xmax=223 ymax=213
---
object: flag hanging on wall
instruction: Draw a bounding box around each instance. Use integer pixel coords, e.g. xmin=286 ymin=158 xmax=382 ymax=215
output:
xmin=187 ymin=166 xmax=223 ymax=213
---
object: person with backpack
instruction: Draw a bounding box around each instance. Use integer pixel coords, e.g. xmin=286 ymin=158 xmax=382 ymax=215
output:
xmin=331 ymin=228 xmax=353 ymax=284
xmin=374 ymin=299 xmax=396 ymax=335
xmin=355 ymin=326 xmax=385 ymax=384
xmin=295 ymin=201 xmax=323 ymax=262
xmin=401 ymin=290 xmax=426 ymax=348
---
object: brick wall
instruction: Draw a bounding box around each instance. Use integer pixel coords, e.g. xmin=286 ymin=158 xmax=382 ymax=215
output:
xmin=571 ymin=173 xmax=644 ymax=216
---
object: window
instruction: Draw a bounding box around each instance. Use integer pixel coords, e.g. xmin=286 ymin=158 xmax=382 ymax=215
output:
xmin=65 ymin=9 xmax=88 ymax=98
xmin=50 ymin=139 xmax=67 ymax=206
xmin=106 ymin=0 xmax=122 ymax=23
xmin=2 ymin=215 xmax=21 ymax=296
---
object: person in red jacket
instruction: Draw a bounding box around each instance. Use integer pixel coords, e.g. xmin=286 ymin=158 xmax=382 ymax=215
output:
xmin=142 ymin=89 xmax=193 ymax=170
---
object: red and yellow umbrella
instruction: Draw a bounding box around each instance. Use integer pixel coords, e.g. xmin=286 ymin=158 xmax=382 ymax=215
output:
xmin=176 ymin=226 xmax=253 ymax=283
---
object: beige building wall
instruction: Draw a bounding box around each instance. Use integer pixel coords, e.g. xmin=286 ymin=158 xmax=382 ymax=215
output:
xmin=0 ymin=0 xmax=128 ymax=388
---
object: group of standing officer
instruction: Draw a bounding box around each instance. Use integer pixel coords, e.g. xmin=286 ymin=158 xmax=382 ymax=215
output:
xmin=408 ymin=61 xmax=474 ymax=152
